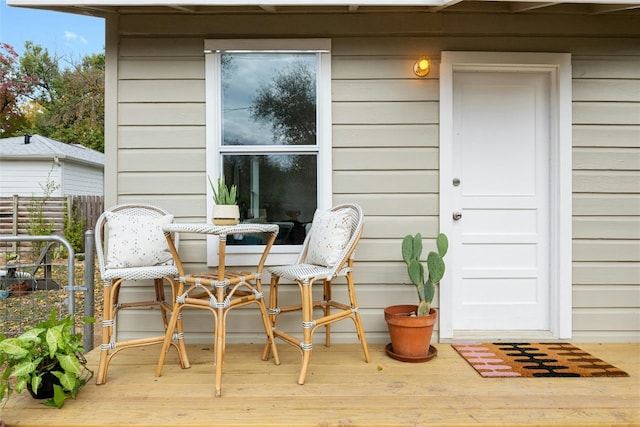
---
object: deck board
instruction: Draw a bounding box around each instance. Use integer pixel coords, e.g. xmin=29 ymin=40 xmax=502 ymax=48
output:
xmin=2 ymin=343 xmax=638 ymax=426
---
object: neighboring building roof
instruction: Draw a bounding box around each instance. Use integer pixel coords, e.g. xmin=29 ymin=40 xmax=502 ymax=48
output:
xmin=0 ymin=134 xmax=104 ymax=168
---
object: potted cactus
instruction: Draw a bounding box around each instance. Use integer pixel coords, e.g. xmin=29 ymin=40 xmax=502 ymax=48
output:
xmin=384 ymin=232 xmax=448 ymax=362
xmin=208 ymin=176 xmax=239 ymax=225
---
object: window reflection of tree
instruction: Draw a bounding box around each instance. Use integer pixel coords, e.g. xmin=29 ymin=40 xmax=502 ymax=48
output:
xmin=222 ymin=57 xmax=318 ymax=245
xmin=220 ymin=54 xmax=235 ymax=91
xmin=250 ymin=60 xmax=316 ymax=146
xmin=254 ymin=60 xmax=317 ymax=244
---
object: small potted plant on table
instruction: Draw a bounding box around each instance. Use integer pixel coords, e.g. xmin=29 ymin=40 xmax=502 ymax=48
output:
xmin=0 ymin=310 xmax=94 ymax=408
xmin=384 ymin=232 xmax=448 ymax=362
xmin=209 ymin=176 xmax=239 ymax=225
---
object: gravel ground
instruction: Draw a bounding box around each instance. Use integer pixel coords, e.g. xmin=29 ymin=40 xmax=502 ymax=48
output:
xmin=0 ymin=252 xmax=103 ymax=344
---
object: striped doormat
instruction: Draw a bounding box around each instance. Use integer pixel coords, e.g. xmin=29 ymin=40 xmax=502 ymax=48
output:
xmin=452 ymin=342 xmax=629 ymax=377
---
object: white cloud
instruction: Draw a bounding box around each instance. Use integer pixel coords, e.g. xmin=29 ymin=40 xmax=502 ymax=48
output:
xmin=64 ymin=31 xmax=88 ymax=45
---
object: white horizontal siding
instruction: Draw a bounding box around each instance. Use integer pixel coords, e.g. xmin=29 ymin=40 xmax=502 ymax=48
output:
xmin=334 ymin=148 xmax=439 ymax=170
xmin=119 ymin=149 xmax=205 ymax=172
xmin=0 ymin=160 xmax=64 ymax=197
xmin=572 ymin=52 xmax=640 ymax=343
xmin=332 ymin=79 xmax=439 ymax=102
xmin=573 ymin=171 xmax=640 ymax=193
xmin=573 ymin=102 xmax=640 ymax=125
xmin=118 ymin=126 xmax=205 ymax=149
xmin=109 ymin=10 xmax=640 ymax=343
xmin=572 ymin=57 xmax=640 ymax=79
xmin=573 ymin=148 xmax=639 ymax=170
xmin=332 ymin=124 xmax=439 ymax=148
xmin=333 ymin=171 xmax=439 ymax=193
xmin=573 ymin=194 xmax=640 ymax=215
xmin=119 ymin=80 xmax=205 ymax=103
xmin=118 ymin=103 xmax=204 ymax=126
xmin=119 ymin=58 xmax=204 ymax=79
xmin=61 ymin=163 xmax=104 ymax=196
xmin=573 ymin=125 xmax=640 ymax=147
xmin=2 ymin=161 xmax=102 ymax=196
xmin=573 ymin=217 xmax=640 ymax=239
xmin=333 ymin=101 xmax=439 ymax=124
xmin=573 ymin=79 xmax=640 ymax=102
xmin=574 ymin=263 xmax=640 ymax=285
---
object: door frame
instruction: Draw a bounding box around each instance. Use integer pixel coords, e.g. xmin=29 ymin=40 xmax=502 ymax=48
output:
xmin=438 ymin=51 xmax=573 ymax=340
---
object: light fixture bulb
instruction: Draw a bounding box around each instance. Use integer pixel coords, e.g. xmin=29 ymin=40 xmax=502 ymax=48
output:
xmin=413 ymin=56 xmax=430 ymax=77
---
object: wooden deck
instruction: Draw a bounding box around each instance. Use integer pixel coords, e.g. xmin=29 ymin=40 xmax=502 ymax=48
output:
xmin=2 ymin=343 xmax=638 ymax=426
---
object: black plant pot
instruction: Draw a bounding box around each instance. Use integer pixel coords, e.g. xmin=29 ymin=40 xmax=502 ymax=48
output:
xmin=28 ymin=369 xmax=61 ymax=399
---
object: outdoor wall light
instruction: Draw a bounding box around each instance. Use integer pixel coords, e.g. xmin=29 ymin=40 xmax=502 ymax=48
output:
xmin=413 ymin=56 xmax=430 ymax=77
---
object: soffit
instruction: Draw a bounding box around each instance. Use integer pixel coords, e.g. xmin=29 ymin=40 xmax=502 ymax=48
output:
xmin=6 ymin=0 xmax=640 ymax=18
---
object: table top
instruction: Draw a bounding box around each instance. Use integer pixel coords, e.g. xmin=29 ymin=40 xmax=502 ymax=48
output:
xmin=163 ymin=222 xmax=279 ymax=236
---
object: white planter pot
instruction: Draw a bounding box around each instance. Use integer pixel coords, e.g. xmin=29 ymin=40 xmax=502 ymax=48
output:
xmin=212 ymin=204 xmax=240 ymax=225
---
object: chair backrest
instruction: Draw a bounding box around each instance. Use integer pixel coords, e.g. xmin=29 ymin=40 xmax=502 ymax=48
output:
xmin=297 ymin=203 xmax=364 ymax=275
xmin=95 ymin=203 xmax=177 ymax=275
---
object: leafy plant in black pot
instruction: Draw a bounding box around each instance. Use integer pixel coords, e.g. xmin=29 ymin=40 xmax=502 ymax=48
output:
xmin=0 ymin=310 xmax=94 ymax=408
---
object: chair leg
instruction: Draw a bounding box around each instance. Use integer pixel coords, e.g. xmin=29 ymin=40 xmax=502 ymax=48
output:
xmin=155 ymin=278 xmax=169 ymax=327
xmin=354 ymin=312 xmax=370 ymax=363
xmin=263 ymin=275 xmax=280 ymax=361
xmin=99 ymin=276 xmax=191 ymax=385
xmin=298 ymin=279 xmax=314 ymax=385
xmin=162 ymin=276 xmax=190 ymax=369
xmin=172 ymin=311 xmax=190 ymax=369
xmin=96 ymin=279 xmax=119 ymax=385
xmin=323 ymin=279 xmax=332 ymax=347
xmin=155 ymin=302 xmax=184 ymax=377
xmin=258 ymin=298 xmax=280 ymax=366
xmin=345 ymin=270 xmax=370 ymax=363
xmin=214 ymin=307 xmax=225 ymax=397
xmin=266 ymin=272 xmax=367 ymax=385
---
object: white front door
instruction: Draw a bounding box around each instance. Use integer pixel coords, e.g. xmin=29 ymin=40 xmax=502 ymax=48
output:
xmin=452 ymin=70 xmax=550 ymax=330
xmin=439 ymin=52 xmax=573 ymax=341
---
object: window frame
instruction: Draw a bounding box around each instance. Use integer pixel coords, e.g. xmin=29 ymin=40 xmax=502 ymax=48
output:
xmin=204 ymin=38 xmax=332 ymax=266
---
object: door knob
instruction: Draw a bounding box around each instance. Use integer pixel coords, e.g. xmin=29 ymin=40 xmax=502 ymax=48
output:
xmin=453 ymin=211 xmax=462 ymax=221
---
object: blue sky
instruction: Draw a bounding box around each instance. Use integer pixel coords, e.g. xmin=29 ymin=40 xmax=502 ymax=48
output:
xmin=0 ymin=1 xmax=104 ymax=63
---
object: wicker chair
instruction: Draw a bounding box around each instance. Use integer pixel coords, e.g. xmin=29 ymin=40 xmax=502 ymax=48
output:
xmin=263 ymin=203 xmax=370 ymax=384
xmin=94 ymin=203 xmax=189 ymax=384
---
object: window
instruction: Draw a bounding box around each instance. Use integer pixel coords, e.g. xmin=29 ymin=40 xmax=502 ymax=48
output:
xmin=205 ymin=39 xmax=332 ymax=265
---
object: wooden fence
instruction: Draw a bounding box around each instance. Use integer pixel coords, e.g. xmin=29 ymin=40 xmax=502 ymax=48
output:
xmin=0 ymin=195 xmax=103 ymax=251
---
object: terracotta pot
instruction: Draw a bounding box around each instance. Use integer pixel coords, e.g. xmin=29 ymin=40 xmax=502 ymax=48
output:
xmin=212 ymin=204 xmax=240 ymax=226
xmin=10 ymin=281 xmax=29 ymax=297
xmin=384 ymin=305 xmax=437 ymax=359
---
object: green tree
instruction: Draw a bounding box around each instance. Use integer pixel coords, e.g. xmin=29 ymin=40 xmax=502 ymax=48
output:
xmin=39 ymin=53 xmax=105 ymax=152
xmin=1 ymin=41 xmax=105 ymax=152
xmin=20 ymin=44 xmax=105 ymax=152
xmin=19 ymin=41 xmax=60 ymax=103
